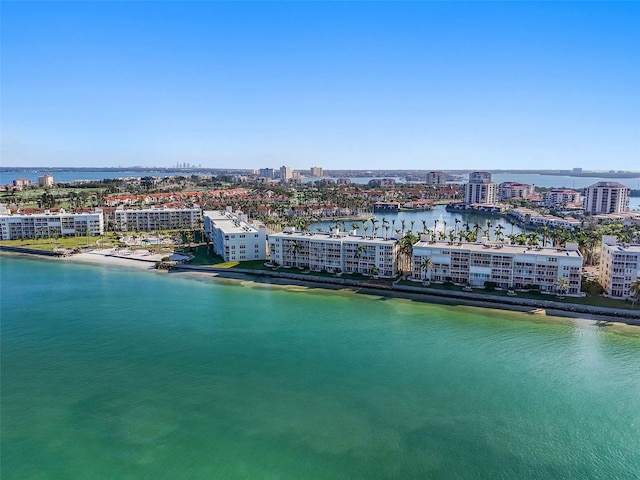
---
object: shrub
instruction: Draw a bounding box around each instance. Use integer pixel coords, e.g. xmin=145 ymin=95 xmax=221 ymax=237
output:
xmin=581 ymin=278 xmax=604 ymax=296
xmin=484 ymin=281 xmax=497 ymax=291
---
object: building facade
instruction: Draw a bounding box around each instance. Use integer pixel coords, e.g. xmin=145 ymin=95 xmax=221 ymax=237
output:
xmin=584 ymin=182 xmax=629 ymax=214
xmin=310 ymin=167 xmax=323 ymax=177
xmin=258 ymin=168 xmax=274 ymax=179
xmin=425 ymin=171 xmax=446 ymax=185
xmin=599 ymin=236 xmax=640 ymax=299
xmin=12 ymin=178 xmax=32 ymax=188
xmin=498 ymin=182 xmax=535 ymax=200
xmin=203 ymin=208 xmax=267 ymax=262
xmin=0 ymin=210 xmax=104 ymax=240
xmin=543 ymin=189 xmax=582 ymax=207
xmin=280 ymin=165 xmax=293 ymax=182
xmin=268 ymin=229 xmax=399 ymax=278
xmin=465 ymin=172 xmax=498 ymax=205
xmin=113 ymin=207 xmax=201 ymax=232
xmin=38 ymin=175 xmax=54 ymax=187
xmin=412 ymin=237 xmax=583 ymax=295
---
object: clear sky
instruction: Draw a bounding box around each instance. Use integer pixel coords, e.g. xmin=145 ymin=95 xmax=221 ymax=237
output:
xmin=2 ymin=1 xmax=639 ymax=170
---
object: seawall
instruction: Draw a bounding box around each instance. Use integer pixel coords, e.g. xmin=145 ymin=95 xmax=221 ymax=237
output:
xmin=171 ymin=264 xmax=640 ymax=324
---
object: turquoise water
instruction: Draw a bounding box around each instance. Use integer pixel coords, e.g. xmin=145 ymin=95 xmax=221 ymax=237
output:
xmin=2 ymin=255 xmax=640 ymax=479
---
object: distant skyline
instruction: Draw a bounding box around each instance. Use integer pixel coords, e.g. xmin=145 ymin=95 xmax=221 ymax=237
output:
xmin=2 ymin=1 xmax=639 ymax=170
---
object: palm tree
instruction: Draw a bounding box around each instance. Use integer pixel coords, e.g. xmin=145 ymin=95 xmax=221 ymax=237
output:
xmin=419 ymin=256 xmax=433 ymax=282
xmin=557 ymin=278 xmax=569 ymax=298
xmin=370 ymin=265 xmax=380 ymax=278
xmin=397 ymin=231 xmax=418 ymax=274
xmin=355 ymin=244 xmax=367 ymax=274
xmin=630 ymin=279 xmax=640 ymax=308
xmin=286 ymin=239 xmax=299 ymax=266
xmin=540 ymin=226 xmax=551 ymax=247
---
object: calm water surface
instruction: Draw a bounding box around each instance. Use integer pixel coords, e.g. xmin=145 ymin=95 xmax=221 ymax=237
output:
xmin=2 ymin=255 xmax=639 ymax=479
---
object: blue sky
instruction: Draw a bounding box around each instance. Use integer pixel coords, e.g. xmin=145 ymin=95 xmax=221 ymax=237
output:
xmin=2 ymin=1 xmax=639 ymax=170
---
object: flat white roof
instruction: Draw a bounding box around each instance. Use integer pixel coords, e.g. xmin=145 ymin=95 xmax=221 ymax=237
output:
xmin=413 ymin=240 xmax=582 ymax=258
xmin=608 ymin=244 xmax=640 ymax=254
xmin=204 ymin=210 xmax=259 ymax=234
xmin=269 ymin=231 xmax=396 ymax=245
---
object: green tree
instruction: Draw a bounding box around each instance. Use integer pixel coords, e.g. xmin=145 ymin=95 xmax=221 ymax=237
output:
xmin=630 ymin=278 xmax=640 ymax=308
xmin=557 ymin=278 xmax=569 ymax=298
xmin=419 ymin=256 xmax=433 ymax=282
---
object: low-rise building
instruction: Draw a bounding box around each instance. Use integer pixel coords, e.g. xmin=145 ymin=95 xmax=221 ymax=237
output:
xmin=373 ymin=201 xmax=400 ymax=212
xmin=268 ymin=229 xmax=399 ymax=277
xmin=0 ymin=209 xmax=104 ymax=240
xmin=498 ymin=182 xmax=535 ymax=200
xmin=599 ymin=236 xmax=640 ymax=299
xmin=543 ymin=189 xmax=582 ymax=208
xmin=12 ymin=178 xmax=32 ymax=188
xmin=114 ymin=206 xmax=201 ymax=231
xmin=509 ymin=208 xmax=581 ymax=229
xmin=204 ymin=208 xmax=267 ymax=262
xmin=411 ymin=237 xmax=583 ymax=295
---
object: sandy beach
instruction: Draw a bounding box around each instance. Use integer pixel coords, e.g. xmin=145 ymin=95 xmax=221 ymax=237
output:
xmin=63 ymin=248 xmax=164 ymax=270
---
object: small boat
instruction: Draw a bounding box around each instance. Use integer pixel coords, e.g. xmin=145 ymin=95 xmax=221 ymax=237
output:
xmin=528 ymin=308 xmax=546 ymax=315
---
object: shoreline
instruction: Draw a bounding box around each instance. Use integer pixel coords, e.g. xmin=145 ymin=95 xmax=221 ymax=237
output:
xmin=2 ymin=247 xmax=640 ymax=327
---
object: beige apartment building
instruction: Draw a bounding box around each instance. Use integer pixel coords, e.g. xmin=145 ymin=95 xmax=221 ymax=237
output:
xmin=0 ymin=209 xmax=104 ymax=240
xmin=599 ymin=236 xmax=640 ymax=299
xmin=412 ymin=237 xmax=583 ymax=296
xmin=268 ymin=228 xmax=399 ymax=278
xmin=113 ymin=206 xmax=201 ymax=231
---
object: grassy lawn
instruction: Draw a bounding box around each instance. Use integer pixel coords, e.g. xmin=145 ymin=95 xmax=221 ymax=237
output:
xmin=174 ymin=244 xmax=226 ymax=265
xmin=0 ymin=236 xmax=111 ymax=251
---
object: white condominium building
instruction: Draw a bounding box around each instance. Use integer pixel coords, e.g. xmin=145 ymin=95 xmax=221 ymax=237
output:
xmin=425 ymin=171 xmax=446 ymax=185
xmin=412 ymin=237 xmax=583 ymax=295
xmin=584 ymin=182 xmax=629 ymax=214
xmin=114 ymin=206 xmax=201 ymax=231
xmin=543 ymin=189 xmax=582 ymax=207
xmin=204 ymin=208 xmax=267 ymax=262
xmin=498 ymin=182 xmax=535 ymax=200
xmin=0 ymin=209 xmax=104 ymax=240
xmin=599 ymin=236 xmax=640 ymax=299
xmin=268 ymin=229 xmax=399 ymax=278
xmin=465 ymin=172 xmax=498 ymax=205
